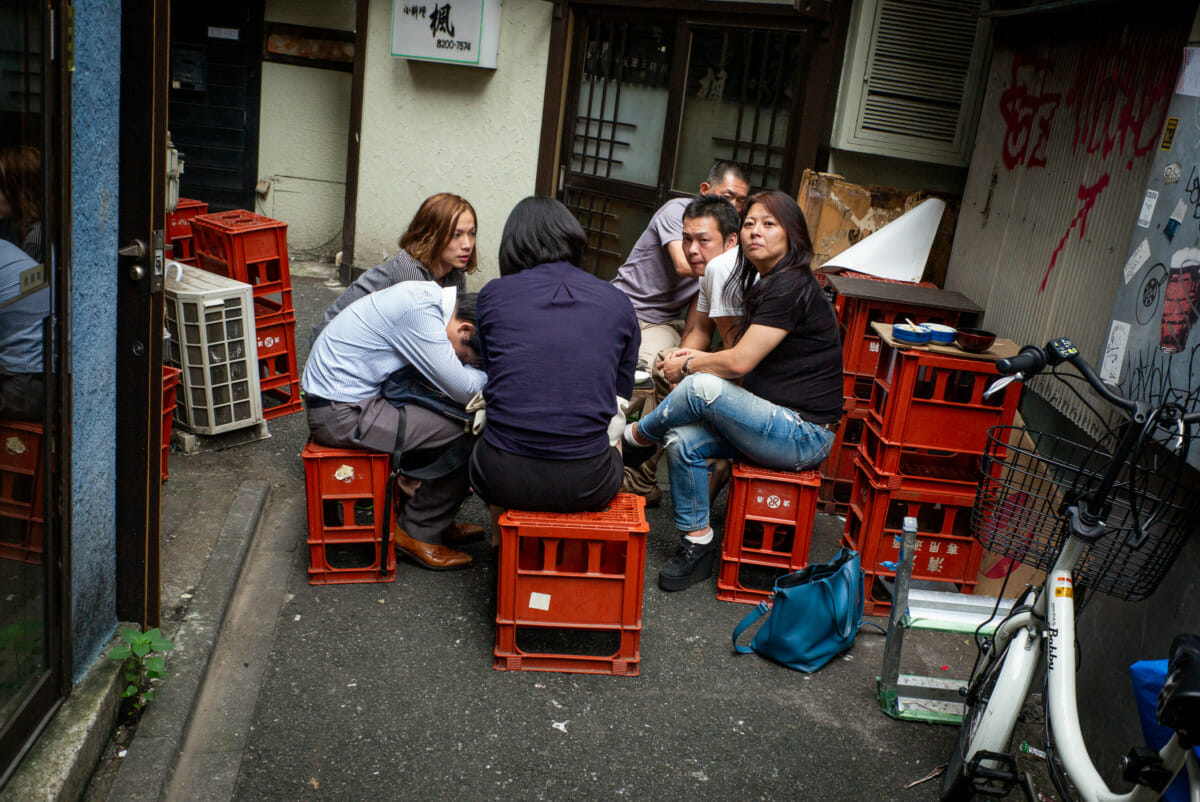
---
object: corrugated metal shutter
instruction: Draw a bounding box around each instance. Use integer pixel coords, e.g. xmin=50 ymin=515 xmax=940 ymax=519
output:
xmin=945 ymin=18 xmax=1190 ymax=439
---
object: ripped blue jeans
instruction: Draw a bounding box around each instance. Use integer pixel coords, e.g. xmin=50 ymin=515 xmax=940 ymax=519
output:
xmin=636 ymin=373 xmax=835 ymax=533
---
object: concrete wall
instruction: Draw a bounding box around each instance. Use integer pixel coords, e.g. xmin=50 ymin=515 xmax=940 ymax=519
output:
xmin=352 ymin=0 xmax=553 ymax=286
xmin=256 ymin=0 xmax=355 ymax=257
xmin=69 ymin=0 xmax=121 ymax=681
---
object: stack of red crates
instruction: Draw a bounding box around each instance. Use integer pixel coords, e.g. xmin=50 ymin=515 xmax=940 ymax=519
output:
xmin=301 ymin=441 xmax=397 ymax=585
xmin=842 ymin=325 xmax=1021 ymax=616
xmin=817 ymin=273 xmax=979 ymax=515
xmin=0 ymin=422 xmax=44 ymax=565
xmin=166 ymin=198 xmax=208 ymax=266
xmin=495 ymin=494 xmax=649 ymax=676
xmin=191 ymin=210 xmax=301 ymax=419
xmin=161 ymin=365 xmax=182 ymax=482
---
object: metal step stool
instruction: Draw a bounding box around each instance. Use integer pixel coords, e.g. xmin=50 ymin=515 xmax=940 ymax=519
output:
xmin=877 ymin=517 xmax=1015 ymax=724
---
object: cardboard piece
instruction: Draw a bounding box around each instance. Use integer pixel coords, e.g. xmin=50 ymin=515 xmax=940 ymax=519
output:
xmin=797 ymin=170 xmax=960 ymax=285
xmin=822 ymin=198 xmax=947 ymax=283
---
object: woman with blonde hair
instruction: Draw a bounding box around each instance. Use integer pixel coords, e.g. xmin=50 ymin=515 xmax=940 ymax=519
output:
xmin=308 ymin=192 xmax=478 ymax=346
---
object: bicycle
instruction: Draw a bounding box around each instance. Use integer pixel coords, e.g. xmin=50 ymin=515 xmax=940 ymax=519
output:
xmin=939 ymin=337 xmax=1200 ymax=802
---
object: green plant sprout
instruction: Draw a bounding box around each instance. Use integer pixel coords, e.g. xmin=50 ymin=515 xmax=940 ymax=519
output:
xmin=109 ymin=627 xmax=174 ymax=711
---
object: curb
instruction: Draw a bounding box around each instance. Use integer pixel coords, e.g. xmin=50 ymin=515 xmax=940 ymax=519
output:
xmin=103 ymin=479 xmax=269 ymax=802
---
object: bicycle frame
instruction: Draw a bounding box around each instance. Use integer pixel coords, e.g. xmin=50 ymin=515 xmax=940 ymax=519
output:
xmin=965 ymin=535 xmax=1200 ymax=801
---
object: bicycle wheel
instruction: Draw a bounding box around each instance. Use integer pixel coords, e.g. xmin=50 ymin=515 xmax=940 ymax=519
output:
xmin=941 ymin=647 xmax=1005 ymax=800
xmin=941 ymin=627 xmax=1040 ymax=800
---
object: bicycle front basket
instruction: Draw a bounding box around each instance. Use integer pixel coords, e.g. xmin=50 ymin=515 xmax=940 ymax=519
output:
xmin=972 ymin=425 xmax=1195 ymax=602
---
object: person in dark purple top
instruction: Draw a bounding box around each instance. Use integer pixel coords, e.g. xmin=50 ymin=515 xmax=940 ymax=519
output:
xmin=470 ymin=196 xmax=640 ymax=512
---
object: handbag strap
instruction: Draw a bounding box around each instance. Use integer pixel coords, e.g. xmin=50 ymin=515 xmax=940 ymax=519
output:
xmin=732 ymin=600 xmax=771 ymax=654
xmin=822 ymin=578 xmax=855 ymax=641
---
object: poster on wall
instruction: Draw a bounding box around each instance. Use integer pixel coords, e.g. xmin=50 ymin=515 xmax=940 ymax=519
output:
xmin=391 ymin=1 xmax=502 ymax=69
xmin=1105 ymin=47 xmax=1200 ymax=468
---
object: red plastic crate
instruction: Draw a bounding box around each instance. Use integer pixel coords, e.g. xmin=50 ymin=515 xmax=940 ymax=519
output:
xmin=843 ymin=458 xmax=982 ymax=589
xmin=191 ymin=210 xmax=292 ymax=316
xmin=167 ymin=198 xmax=208 ymax=239
xmin=835 ymin=289 xmax=957 ymax=379
xmin=256 ymin=310 xmax=301 ymax=419
xmin=820 ymin=410 xmax=867 ymax=486
xmin=857 ymin=422 xmax=984 ymax=498
xmin=302 ymin=440 xmax=396 ymax=584
xmin=161 ymin=365 xmax=182 ymax=482
xmin=869 ymin=338 xmax=1020 ymax=457
xmin=495 ymin=493 xmax=648 ymax=675
xmin=0 ymin=421 xmax=44 ymax=564
xmin=717 ymin=463 xmax=821 ymax=604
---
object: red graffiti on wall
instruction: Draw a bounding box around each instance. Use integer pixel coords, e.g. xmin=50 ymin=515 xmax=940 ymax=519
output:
xmin=1040 ymin=174 xmax=1111 ymax=291
xmin=1000 ymin=54 xmax=1060 ymax=171
xmin=1066 ymin=54 xmax=1174 ymax=167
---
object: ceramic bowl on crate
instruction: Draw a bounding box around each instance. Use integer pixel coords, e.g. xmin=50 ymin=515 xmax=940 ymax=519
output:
xmin=892 ymin=323 xmax=932 ymax=344
xmin=920 ymin=323 xmax=957 ymax=344
xmin=954 ymin=328 xmax=997 ymax=352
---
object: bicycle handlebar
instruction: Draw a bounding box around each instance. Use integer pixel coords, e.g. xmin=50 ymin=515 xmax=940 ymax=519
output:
xmin=995 ymin=337 xmax=1200 ymax=423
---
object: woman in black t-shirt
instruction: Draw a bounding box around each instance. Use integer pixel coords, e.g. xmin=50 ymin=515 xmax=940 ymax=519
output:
xmin=623 ymin=190 xmax=843 ymax=592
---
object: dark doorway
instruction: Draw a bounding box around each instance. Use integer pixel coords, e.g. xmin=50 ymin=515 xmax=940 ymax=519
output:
xmin=168 ymin=0 xmax=265 ymax=211
xmin=544 ymin=4 xmax=846 ymax=279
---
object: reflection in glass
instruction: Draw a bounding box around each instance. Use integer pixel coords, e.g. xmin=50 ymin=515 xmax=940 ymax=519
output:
xmin=675 ymin=27 xmax=806 ymax=191
xmin=570 ymin=21 xmax=670 ymax=186
xmin=0 ymin=0 xmax=51 ymax=756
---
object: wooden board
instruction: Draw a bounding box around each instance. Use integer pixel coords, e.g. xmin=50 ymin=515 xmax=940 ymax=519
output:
xmin=828 ymin=275 xmax=983 ymax=314
xmin=870 ymin=321 xmax=1020 ymax=361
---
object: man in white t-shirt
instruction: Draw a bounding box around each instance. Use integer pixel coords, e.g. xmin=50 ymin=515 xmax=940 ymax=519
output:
xmin=622 ymin=194 xmax=742 ymax=503
xmin=611 ymin=161 xmax=750 ymax=376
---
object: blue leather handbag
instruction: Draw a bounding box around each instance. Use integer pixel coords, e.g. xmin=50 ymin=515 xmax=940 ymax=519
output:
xmin=732 ymin=547 xmax=864 ymax=673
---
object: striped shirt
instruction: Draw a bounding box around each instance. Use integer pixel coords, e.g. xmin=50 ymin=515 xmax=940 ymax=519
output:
xmin=302 ymin=282 xmax=485 ymax=405
xmin=307 ymin=249 xmax=466 ymax=348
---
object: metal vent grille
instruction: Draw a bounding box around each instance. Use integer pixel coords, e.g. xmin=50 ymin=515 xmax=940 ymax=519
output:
xmin=860 ymin=0 xmax=978 ymax=142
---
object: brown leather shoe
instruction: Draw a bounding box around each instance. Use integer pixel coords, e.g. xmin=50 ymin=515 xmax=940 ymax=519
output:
xmin=446 ymin=522 xmax=485 ymax=545
xmin=393 ymin=526 xmax=472 ymax=570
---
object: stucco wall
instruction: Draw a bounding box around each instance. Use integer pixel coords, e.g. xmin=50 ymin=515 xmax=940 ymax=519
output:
xmin=257 ymin=0 xmax=355 ymax=257
xmin=353 ymin=0 xmax=552 ymax=286
xmin=70 ymin=0 xmax=121 ymax=681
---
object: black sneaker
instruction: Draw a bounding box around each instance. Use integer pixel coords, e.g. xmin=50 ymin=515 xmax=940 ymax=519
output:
xmin=658 ymin=537 xmax=720 ymax=591
xmin=622 ymin=440 xmax=657 ymax=469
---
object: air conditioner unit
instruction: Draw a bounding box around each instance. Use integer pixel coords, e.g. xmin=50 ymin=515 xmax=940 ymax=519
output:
xmin=831 ymin=0 xmax=991 ymax=167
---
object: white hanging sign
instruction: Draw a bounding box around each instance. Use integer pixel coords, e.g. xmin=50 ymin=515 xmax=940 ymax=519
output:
xmin=391 ymin=1 xmax=502 ymax=69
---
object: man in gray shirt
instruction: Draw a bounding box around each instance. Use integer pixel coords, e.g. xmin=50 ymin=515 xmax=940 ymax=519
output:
xmin=611 ymin=160 xmax=750 ymax=373
xmin=303 ymin=282 xmax=486 ymax=570
xmin=611 ymin=161 xmax=749 ymax=503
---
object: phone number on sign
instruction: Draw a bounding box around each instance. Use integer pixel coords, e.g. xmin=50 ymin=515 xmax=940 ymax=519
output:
xmin=436 ymin=39 xmax=471 ymax=51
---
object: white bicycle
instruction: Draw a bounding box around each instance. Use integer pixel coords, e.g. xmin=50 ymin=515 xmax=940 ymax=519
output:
xmin=940 ymin=337 xmax=1200 ymax=802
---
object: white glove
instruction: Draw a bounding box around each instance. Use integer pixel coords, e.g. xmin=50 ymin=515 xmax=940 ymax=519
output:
xmin=608 ymin=396 xmax=631 ymax=447
xmin=466 ymin=391 xmax=487 ymax=435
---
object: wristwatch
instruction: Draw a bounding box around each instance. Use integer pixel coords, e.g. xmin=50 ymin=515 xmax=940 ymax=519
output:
xmin=682 ymin=357 xmax=695 ymax=376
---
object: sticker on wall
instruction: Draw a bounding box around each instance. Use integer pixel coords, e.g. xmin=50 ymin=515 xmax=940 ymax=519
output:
xmin=1101 ymin=320 xmax=1130 ymax=384
xmin=1165 ymin=162 xmax=1183 ymax=183
xmin=1161 ymin=117 xmax=1179 ymax=151
xmin=1137 ymin=190 xmax=1159 ymax=228
xmin=1166 ymin=199 xmax=1188 ymax=241
xmin=1160 ymin=248 xmax=1200 ymax=354
xmin=1124 ymin=237 xmax=1152 ymax=284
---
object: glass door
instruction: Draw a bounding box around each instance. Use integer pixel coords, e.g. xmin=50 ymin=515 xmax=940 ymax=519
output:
xmin=555 ymin=6 xmax=835 ymax=279
xmin=0 ymin=0 xmax=66 ymax=785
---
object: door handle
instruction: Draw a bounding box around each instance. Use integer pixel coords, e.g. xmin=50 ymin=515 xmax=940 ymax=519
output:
xmin=119 ymin=239 xmax=147 ymax=259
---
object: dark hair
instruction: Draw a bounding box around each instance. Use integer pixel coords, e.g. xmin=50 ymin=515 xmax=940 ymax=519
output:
xmin=0 ymin=146 xmax=41 ymax=242
xmin=706 ymin=160 xmax=749 ymax=189
xmin=726 ymin=190 xmax=816 ymax=335
xmin=684 ymin=195 xmax=740 ymax=240
xmin=497 ymin=196 xmax=587 ymax=277
xmin=399 ymin=193 xmax=479 ymax=274
xmin=453 ymin=291 xmax=482 ymax=359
